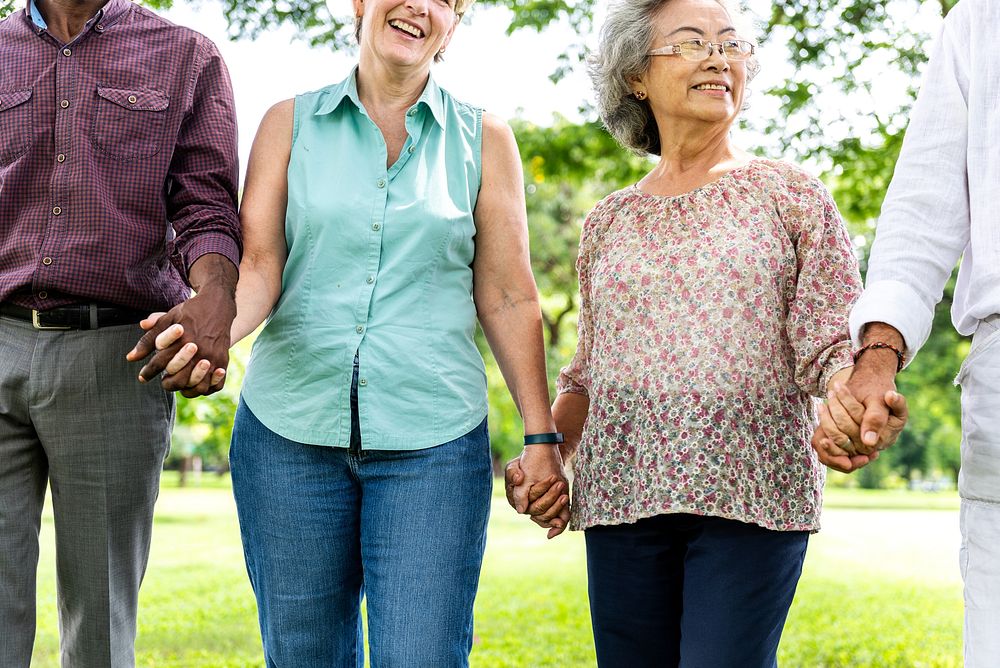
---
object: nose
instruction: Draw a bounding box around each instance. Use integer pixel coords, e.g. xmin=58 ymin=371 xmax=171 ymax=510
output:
xmin=405 ymin=0 xmax=429 ymax=15
xmin=704 ymin=45 xmax=730 ymax=72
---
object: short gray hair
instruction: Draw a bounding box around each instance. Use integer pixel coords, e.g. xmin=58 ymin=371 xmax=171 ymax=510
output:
xmin=589 ymin=0 xmax=760 ymax=156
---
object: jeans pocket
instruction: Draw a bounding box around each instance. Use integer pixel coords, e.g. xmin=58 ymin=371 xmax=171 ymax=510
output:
xmin=92 ymin=85 xmax=169 ymax=161
xmin=0 ymin=88 xmax=33 ymax=165
xmin=955 ymin=321 xmax=1000 ymax=387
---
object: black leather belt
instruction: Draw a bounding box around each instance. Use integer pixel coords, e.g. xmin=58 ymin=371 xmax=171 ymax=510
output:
xmin=0 ymin=302 xmax=146 ymax=330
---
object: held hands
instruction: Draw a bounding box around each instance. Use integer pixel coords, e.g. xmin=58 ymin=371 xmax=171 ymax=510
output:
xmin=127 ymin=313 xmax=227 ymax=397
xmin=812 ymin=366 xmax=909 ymax=473
xmin=126 ymin=296 xmax=235 ymax=399
xmin=504 ymin=445 xmax=571 ymax=539
xmin=126 ymin=254 xmax=238 ymax=398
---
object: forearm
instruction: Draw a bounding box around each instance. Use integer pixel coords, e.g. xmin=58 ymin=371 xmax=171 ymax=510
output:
xmin=552 ymin=391 xmax=589 ymax=461
xmin=855 ymin=322 xmax=905 ymax=381
xmin=230 ymin=255 xmax=283 ymax=344
xmin=188 ymin=253 xmax=238 ymax=299
xmin=477 ymin=294 xmax=556 ymax=435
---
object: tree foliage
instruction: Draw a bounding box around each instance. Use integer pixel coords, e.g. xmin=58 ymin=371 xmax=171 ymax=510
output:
xmin=2 ymin=0 xmax=971 ymax=486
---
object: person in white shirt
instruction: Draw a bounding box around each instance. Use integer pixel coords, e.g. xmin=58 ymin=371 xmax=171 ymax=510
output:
xmin=813 ymin=0 xmax=1000 ymax=663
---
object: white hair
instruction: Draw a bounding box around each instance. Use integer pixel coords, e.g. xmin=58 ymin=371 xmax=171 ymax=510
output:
xmin=589 ymin=0 xmax=760 ymax=156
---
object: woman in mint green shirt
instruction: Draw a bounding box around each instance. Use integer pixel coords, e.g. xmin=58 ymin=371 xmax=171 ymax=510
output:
xmin=143 ymin=0 xmax=569 ymax=663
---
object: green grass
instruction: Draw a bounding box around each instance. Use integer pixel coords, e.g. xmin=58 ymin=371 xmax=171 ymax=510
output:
xmin=29 ymin=478 xmax=962 ymax=666
xmin=822 ymin=487 xmax=961 ymax=511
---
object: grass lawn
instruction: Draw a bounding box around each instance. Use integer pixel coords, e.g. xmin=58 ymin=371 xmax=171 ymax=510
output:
xmin=29 ymin=475 xmax=962 ymax=667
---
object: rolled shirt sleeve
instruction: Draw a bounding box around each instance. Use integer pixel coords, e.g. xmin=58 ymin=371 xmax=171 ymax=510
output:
xmin=849 ymin=5 xmax=972 ymax=359
xmin=166 ymin=39 xmax=242 ymax=281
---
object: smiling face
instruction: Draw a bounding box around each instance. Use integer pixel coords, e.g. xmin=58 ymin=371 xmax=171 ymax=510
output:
xmin=633 ymin=0 xmax=748 ymax=131
xmin=353 ymin=0 xmax=459 ymax=71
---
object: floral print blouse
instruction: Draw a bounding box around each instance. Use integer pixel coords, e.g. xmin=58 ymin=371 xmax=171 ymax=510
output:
xmin=558 ymin=159 xmax=862 ymax=532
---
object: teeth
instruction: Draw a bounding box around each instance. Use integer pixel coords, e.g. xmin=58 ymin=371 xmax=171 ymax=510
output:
xmin=389 ymin=19 xmax=423 ymax=38
xmin=695 ymin=84 xmax=728 ymax=91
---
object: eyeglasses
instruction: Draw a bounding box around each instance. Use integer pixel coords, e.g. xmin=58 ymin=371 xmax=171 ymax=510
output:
xmin=647 ymin=39 xmax=755 ymax=62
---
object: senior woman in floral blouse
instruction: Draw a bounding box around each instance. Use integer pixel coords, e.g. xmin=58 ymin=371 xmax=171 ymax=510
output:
xmin=506 ymin=0 xmax=862 ymax=665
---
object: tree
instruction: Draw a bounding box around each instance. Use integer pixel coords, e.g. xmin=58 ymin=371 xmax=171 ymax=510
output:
xmin=4 ymin=0 xmax=970 ymax=486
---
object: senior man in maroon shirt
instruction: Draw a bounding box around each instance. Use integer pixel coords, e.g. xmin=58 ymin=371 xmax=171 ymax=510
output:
xmin=0 ymin=0 xmax=241 ymax=664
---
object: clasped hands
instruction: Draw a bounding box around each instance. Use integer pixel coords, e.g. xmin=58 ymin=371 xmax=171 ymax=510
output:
xmin=125 ymin=255 xmax=238 ymax=398
xmin=812 ymin=366 xmax=909 ymax=473
xmin=503 ymin=444 xmax=572 ymax=539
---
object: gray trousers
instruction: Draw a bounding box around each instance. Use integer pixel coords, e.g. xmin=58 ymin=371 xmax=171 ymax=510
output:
xmin=955 ymin=315 xmax=1000 ymax=667
xmin=0 ymin=315 xmax=174 ymax=667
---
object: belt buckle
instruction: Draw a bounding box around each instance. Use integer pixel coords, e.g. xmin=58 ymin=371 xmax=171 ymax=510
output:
xmin=31 ymin=309 xmax=71 ymax=330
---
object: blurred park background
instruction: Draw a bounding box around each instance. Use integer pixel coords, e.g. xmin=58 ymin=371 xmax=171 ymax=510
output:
xmin=0 ymin=0 xmax=970 ymax=664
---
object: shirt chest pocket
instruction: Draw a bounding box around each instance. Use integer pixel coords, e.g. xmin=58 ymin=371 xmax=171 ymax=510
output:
xmin=0 ymin=89 xmax=33 ymax=166
xmin=92 ymin=85 xmax=169 ymax=161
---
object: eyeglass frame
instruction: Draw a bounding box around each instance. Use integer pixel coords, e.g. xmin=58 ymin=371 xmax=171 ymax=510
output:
xmin=647 ymin=38 xmax=756 ymax=61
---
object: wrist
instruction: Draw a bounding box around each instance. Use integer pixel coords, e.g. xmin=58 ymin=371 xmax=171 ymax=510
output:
xmin=853 ymin=342 xmax=904 ymax=373
xmin=852 ymin=353 xmax=898 ymax=386
xmin=524 ymin=432 xmax=564 ymax=446
xmin=189 ymin=253 xmax=239 ymax=296
xmin=558 ymin=441 xmax=577 ymax=462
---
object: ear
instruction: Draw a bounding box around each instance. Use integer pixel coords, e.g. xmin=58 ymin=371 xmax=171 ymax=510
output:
xmin=439 ymin=13 xmax=460 ymax=52
xmin=627 ymin=74 xmax=646 ymax=98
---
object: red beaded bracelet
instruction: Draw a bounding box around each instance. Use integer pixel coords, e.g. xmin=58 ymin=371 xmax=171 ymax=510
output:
xmin=852 ymin=341 xmax=905 ymax=373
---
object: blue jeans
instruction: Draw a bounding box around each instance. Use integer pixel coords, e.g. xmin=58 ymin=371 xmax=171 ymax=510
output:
xmin=585 ymin=513 xmax=809 ymax=668
xmin=230 ymin=396 xmax=492 ymax=667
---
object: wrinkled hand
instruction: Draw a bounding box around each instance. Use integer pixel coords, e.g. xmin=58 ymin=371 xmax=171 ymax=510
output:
xmin=504 ymin=446 xmax=571 ymax=539
xmin=811 ymin=421 xmax=881 ymax=473
xmin=813 ymin=374 xmax=908 ymax=473
xmin=835 ymin=359 xmax=906 ymax=455
xmin=820 ymin=380 xmax=909 ymax=455
xmin=126 ymin=287 xmax=236 ymax=397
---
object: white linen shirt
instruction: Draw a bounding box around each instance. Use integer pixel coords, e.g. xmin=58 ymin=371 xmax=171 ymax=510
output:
xmin=849 ymin=0 xmax=1000 ymax=357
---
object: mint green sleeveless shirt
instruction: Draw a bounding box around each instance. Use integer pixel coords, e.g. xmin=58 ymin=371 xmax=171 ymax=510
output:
xmin=240 ymin=69 xmax=487 ymax=449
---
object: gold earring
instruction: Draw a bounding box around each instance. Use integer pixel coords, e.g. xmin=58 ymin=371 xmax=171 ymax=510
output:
xmin=634 ymin=90 xmax=647 ymax=101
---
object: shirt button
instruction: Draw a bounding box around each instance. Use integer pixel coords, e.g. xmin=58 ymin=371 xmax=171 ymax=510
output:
xmin=372 ymin=223 xmax=381 ymax=231
xmin=63 ymin=48 xmax=72 ymax=57
xmin=407 ymin=146 xmax=415 ymax=153
xmin=127 ymin=95 xmax=138 ymax=104
xmin=59 ymin=100 xmax=70 ymax=109
xmin=356 ymin=325 xmax=364 ymax=333
xmin=359 ymin=378 xmax=368 ymax=387
xmin=38 ymin=290 xmax=48 ymax=299
xmin=52 ymin=206 xmax=62 ymax=216
xmin=376 ymin=178 xmax=386 ymax=188
xmin=366 ymin=275 xmax=374 ymax=284
xmin=407 ymin=108 xmax=417 ymax=117
xmin=95 ymin=24 xmax=104 ymax=32
xmin=42 ymin=257 xmax=53 ymax=266
xmin=56 ymin=154 xmax=66 ymax=163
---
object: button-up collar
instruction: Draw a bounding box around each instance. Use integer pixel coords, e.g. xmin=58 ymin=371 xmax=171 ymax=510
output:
xmin=22 ymin=0 xmax=131 ymax=39
xmin=313 ymin=66 xmax=447 ymax=129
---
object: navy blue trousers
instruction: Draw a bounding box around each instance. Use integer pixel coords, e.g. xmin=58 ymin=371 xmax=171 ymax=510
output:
xmin=585 ymin=513 xmax=809 ymax=668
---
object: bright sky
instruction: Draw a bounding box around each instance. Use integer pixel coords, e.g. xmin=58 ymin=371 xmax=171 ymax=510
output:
xmin=161 ymin=2 xmax=601 ymax=175
xmin=160 ymin=1 xmax=945 ymax=177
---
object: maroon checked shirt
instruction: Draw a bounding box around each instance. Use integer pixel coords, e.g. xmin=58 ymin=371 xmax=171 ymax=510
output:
xmin=0 ymin=0 xmax=241 ymax=312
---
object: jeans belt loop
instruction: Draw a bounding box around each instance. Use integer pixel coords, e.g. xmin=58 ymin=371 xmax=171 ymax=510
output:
xmin=89 ymin=304 xmax=98 ymax=330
